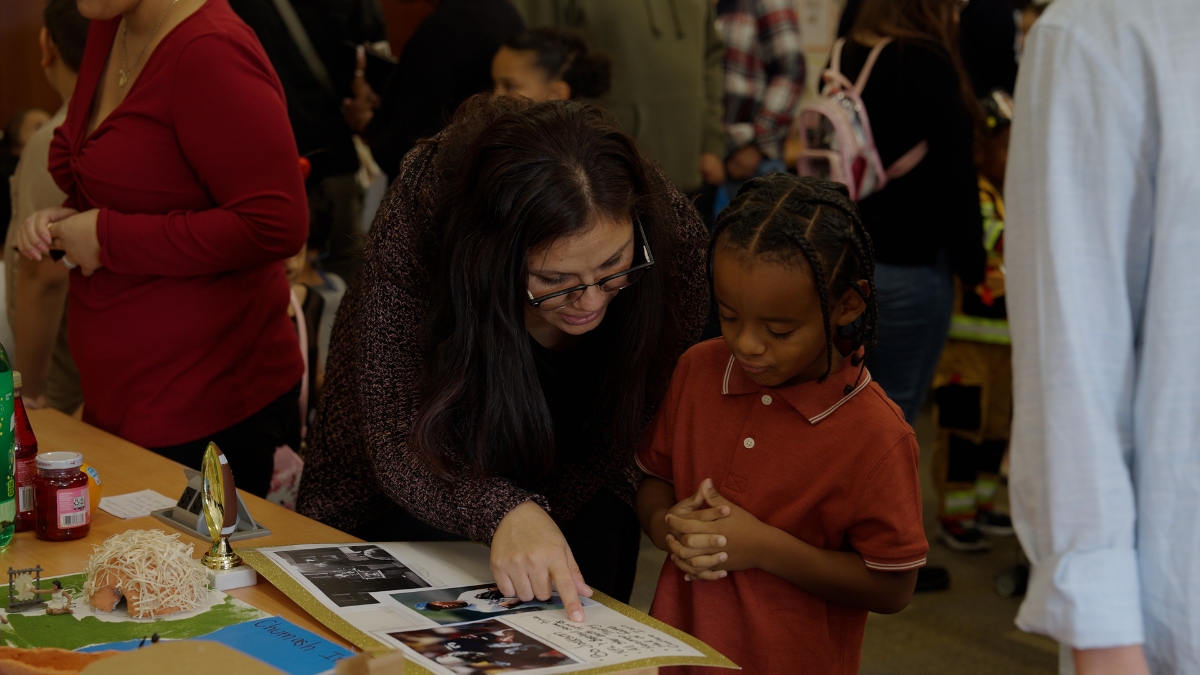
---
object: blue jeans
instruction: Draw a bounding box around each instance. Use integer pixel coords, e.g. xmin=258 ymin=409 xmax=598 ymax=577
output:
xmin=867 ymin=253 xmax=954 ymax=425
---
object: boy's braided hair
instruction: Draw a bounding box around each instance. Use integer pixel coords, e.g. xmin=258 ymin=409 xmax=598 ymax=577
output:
xmin=710 ymin=174 xmax=879 ymax=391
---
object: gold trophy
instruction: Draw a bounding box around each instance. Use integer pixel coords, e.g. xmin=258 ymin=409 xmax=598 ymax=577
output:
xmin=199 ymin=443 xmax=256 ymax=588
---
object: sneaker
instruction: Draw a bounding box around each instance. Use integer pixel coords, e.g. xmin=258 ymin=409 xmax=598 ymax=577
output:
xmin=976 ymin=509 xmax=1015 ymax=537
xmin=938 ymin=520 xmax=992 ymax=552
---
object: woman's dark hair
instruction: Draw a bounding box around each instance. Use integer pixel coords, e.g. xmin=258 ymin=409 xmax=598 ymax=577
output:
xmin=504 ymin=28 xmax=612 ymax=99
xmin=712 ymin=174 xmax=878 ymax=392
xmin=850 ymin=0 xmax=981 ymax=128
xmin=411 ymin=96 xmax=681 ymax=483
xmin=44 ymin=0 xmax=91 ymax=74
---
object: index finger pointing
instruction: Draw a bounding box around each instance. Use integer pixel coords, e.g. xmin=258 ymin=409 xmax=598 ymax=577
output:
xmin=549 ymin=561 xmax=585 ymax=623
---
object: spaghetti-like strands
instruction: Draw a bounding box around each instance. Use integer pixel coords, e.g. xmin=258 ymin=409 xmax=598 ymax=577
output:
xmin=82 ymin=530 xmax=210 ymax=618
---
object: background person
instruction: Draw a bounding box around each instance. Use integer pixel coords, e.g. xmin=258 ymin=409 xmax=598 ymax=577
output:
xmin=714 ymin=0 xmax=805 ymax=186
xmin=5 ymin=0 xmax=90 ymax=415
xmin=229 ymin=0 xmax=388 ymax=285
xmin=930 ymin=90 xmax=1014 ymax=553
xmin=839 ymin=0 xmax=1019 ymax=96
xmin=298 ymin=96 xmax=710 ymax=621
xmin=16 ymin=0 xmax=308 ymax=497
xmin=1007 ymin=0 xmax=1199 ymax=672
xmin=491 ymin=28 xmax=611 ymax=102
xmin=1 ymin=109 xmax=53 ymax=247
xmin=355 ymin=0 xmax=524 ymax=182
xmin=840 ymin=0 xmax=986 ymax=425
xmin=512 ymin=0 xmax=727 ymax=197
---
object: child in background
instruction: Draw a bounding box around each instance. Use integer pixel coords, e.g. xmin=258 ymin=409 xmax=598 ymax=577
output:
xmin=636 ymin=174 xmax=926 ymax=675
xmin=931 ymin=90 xmax=1015 ymax=552
xmin=492 ymin=28 xmax=612 ymax=102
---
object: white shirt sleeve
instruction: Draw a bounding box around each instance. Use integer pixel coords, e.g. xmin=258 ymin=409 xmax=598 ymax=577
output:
xmin=1006 ymin=15 xmax=1158 ymax=650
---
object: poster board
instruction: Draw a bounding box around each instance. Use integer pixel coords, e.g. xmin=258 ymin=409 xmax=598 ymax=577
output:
xmin=244 ymin=542 xmax=737 ymax=675
xmin=0 ymin=571 xmax=353 ymax=674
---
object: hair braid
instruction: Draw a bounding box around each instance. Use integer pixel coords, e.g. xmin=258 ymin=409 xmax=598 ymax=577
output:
xmin=789 ymin=225 xmax=836 ymax=380
xmin=710 ymin=174 xmax=880 ymax=386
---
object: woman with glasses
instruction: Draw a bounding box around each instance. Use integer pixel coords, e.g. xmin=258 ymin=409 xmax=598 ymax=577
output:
xmin=297 ymin=95 xmax=709 ymax=622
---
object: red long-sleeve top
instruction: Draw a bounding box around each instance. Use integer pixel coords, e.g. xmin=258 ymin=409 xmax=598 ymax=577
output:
xmin=49 ymin=0 xmax=306 ymax=448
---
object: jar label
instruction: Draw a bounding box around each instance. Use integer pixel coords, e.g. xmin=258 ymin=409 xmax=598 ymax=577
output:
xmin=56 ymin=486 xmax=90 ymax=529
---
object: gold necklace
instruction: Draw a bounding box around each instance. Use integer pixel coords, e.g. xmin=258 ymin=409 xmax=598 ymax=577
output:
xmin=119 ymin=0 xmax=180 ymax=87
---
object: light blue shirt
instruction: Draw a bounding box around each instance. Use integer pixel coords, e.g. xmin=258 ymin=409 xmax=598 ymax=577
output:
xmin=1007 ymin=0 xmax=1200 ymax=672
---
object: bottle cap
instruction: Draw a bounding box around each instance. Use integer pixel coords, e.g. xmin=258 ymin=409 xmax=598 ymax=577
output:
xmin=37 ymin=452 xmax=83 ymax=470
xmin=12 ymin=372 xmax=20 ymax=390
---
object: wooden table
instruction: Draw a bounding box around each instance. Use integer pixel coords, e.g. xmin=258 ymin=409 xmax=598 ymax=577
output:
xmin=16 ymin=409 xmax=655 ymax=675
xmin=14 ymin=408 xmax=361 ymax=645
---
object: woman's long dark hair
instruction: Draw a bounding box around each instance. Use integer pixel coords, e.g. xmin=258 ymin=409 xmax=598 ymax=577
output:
xmin=410 ymin=97 xmax=681 ymax=484
xmin=850 ymin=0 xmax=981 ymax=127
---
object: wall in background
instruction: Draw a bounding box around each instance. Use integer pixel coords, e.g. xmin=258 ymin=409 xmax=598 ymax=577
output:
xmin=798 ymin=0 xmax=846 ymax=97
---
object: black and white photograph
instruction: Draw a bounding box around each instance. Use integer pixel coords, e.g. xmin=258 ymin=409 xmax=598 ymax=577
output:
xmin=388 ymin=619 xmax=579 ymax=675
xmin=273 ymin=545 xmax=430 ymax=608
xmin=385 ymin=583 xmax=596 ymax=627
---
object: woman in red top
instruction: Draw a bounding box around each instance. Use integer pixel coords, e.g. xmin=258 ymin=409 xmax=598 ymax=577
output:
xmin=15 ymin=0 xmax=307 ymax=496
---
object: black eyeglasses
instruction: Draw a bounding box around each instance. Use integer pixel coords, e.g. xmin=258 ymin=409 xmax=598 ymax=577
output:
xmin=526 ymin=219 xmax=656 ymax=310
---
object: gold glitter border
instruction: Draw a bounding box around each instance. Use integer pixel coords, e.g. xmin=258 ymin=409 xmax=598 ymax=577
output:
xmin=242 ymin=549 xmax=737 ymax=673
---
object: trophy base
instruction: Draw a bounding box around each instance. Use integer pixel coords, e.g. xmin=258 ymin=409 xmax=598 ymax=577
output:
xmin=205 ymin=564 xmax=258 ymax=591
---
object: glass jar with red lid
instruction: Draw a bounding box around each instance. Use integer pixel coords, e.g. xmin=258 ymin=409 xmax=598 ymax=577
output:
xmin=34 ymin=452 xmax=90 ymax=541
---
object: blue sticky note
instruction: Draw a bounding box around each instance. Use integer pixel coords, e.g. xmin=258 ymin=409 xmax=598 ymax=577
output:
xmin=78 ymin=617 xmax=353 ymax=675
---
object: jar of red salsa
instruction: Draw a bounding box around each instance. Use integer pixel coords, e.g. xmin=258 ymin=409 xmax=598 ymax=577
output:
xmin=34 ymin=452 xmax=90 ymax=541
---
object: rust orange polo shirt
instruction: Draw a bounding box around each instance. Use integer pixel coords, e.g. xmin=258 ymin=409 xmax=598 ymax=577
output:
xmin=637 ymin=339 xmax=927 ymax=675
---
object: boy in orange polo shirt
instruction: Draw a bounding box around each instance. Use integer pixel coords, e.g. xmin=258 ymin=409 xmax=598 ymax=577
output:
xmin=637 ymin=174 xmax=926 ymax=675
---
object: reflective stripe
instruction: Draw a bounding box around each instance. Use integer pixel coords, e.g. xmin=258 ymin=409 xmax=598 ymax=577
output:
xmin=976 ymin=477 xmax=1000 ymax=504
xmin=983 ymin=213 xmax=1005 ymax=251
xmin=948 ymin=315 xmax=1011 ymax=344
xmin=943 ymin=489 xmax=978 ymax=516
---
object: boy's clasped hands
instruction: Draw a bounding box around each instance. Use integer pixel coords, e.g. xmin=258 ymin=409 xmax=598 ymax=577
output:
xmin=663 ymin=478 xmax=772 ymax=582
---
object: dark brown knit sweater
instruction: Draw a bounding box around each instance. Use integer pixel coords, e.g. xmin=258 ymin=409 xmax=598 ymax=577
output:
xmin=296 ymin=134 xmax=710 ymax=542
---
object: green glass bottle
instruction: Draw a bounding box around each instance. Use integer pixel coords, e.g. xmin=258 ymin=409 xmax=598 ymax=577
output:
xmin=0 ymin=343 xmax=15 ymax=547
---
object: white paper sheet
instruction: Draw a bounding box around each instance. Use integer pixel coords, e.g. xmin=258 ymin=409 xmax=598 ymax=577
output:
xmin=98 ymin=489 xmax=178 ymax=519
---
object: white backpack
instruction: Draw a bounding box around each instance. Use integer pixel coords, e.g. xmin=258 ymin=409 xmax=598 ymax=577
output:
xmin=796 ymin=38 xmax=928 ymax=201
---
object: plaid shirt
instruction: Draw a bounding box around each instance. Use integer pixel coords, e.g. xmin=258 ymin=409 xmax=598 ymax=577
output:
xmin=715 ymin=0 xmax=805 ymax=159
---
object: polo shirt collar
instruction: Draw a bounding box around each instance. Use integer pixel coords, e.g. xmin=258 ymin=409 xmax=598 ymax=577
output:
xmin=720 ymin=349 xmax=872 ymax=425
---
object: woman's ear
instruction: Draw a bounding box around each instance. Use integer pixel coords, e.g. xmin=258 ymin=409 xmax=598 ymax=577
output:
xmin=832 ymin=280 xmax=869 ymax=327
xmin=547 ymin=80 xmax=571 ymax=101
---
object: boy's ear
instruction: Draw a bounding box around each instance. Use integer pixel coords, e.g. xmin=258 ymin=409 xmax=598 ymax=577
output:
xmin=832 ymin=280 xmax=869 ymax=328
